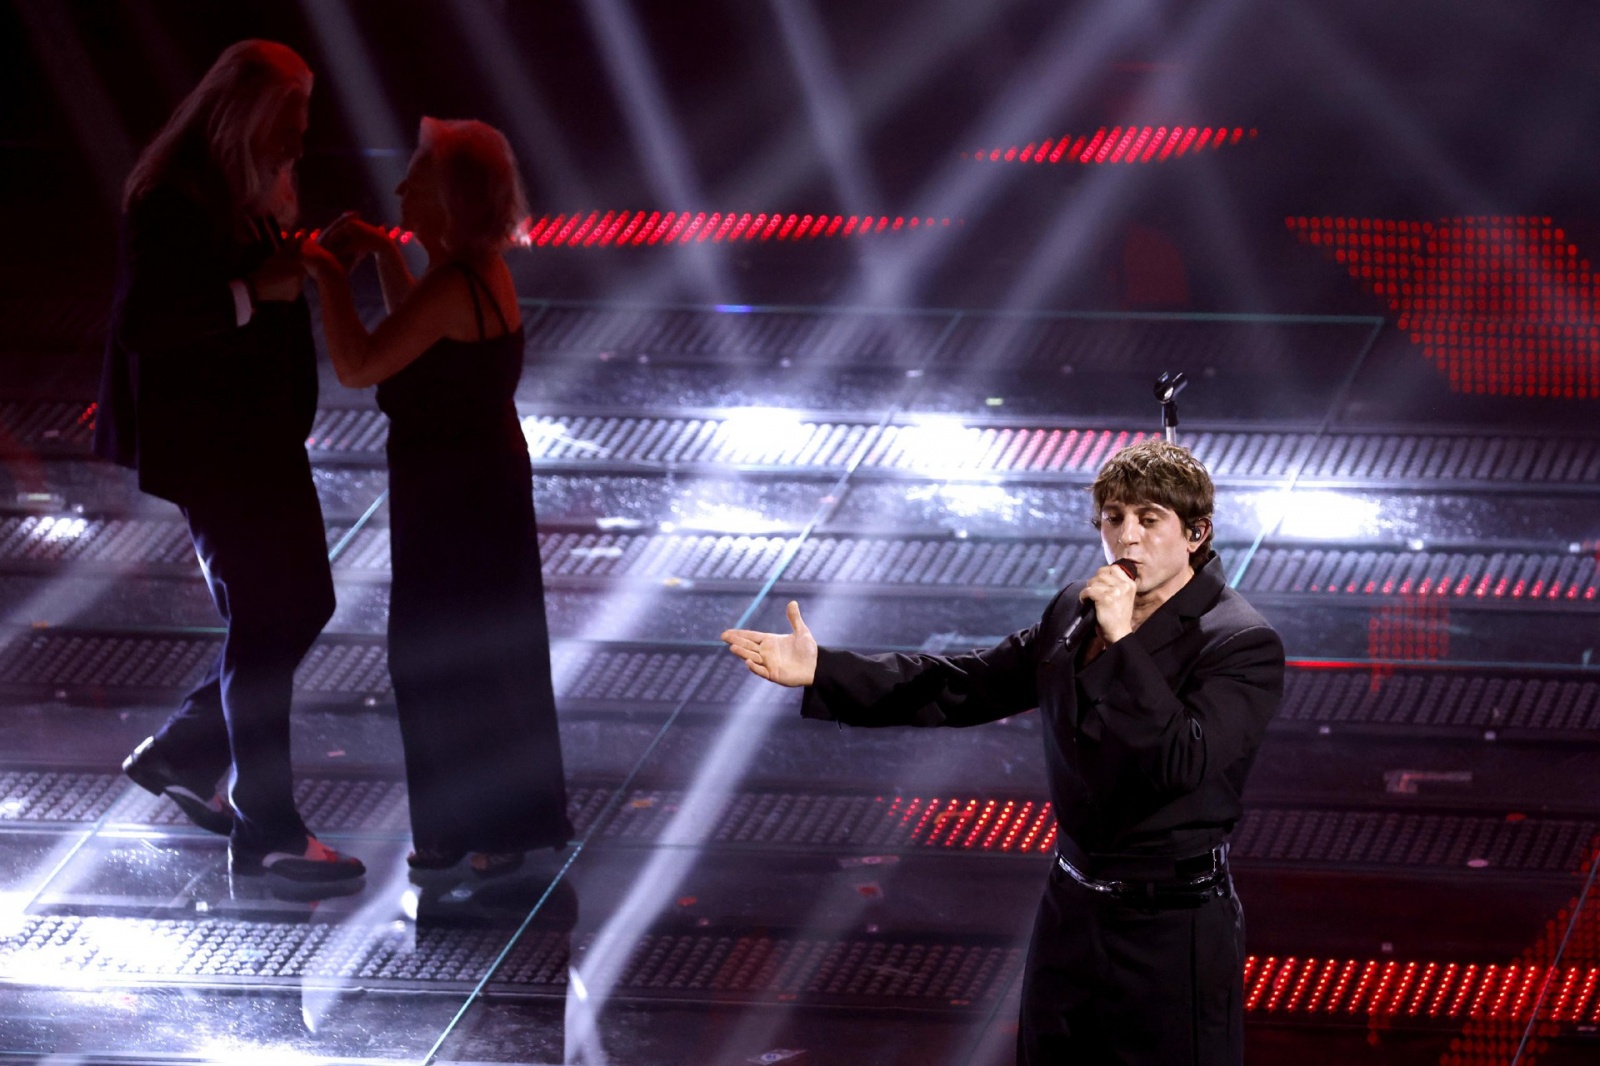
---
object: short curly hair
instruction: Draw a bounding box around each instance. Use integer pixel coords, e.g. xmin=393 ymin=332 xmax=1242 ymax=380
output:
xmin=1091 ymin=438 xmax=1215 ymax=566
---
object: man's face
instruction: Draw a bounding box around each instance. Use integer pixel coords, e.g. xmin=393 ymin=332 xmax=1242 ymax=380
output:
xmin=1096 ymin=497 xmax=1200 ymax=597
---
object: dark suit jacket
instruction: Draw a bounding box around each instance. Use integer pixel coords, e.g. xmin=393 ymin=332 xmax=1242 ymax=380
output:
xmin=93 ymin=177 xmax=319 ymax=504
xmin=802 ymin=552 xmax=1285 ymax=860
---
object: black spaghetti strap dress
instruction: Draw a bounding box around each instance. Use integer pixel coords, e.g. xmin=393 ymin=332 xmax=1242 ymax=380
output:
xmin=376 ymin=262 xmax=573 ymax=855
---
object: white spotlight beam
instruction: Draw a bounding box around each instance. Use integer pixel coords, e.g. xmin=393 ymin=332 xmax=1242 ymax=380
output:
xmin=770 ymin=0 xmax=884 ymax=219
xmin=16 ymin=1 xmax=134 ymax=214
xmin=300 ymin=0 xmax=411 ymax=217
xmin=997 ymin=0 xmax=1251 ymax=314
xmin=862 ymin=0 xmax=1159 ymax=308
xmin=608 ymin=0 xmax=1034 ymax=304
xmin=581 ymin=0 xmax=733 ymax=303
xmin=1279 ymin=0 xmax=1494 ymax=216
xmin=447 ymin=0 xmax=594 ymax=211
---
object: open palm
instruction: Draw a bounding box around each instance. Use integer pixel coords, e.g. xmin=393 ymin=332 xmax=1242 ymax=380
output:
xmin=720 ymin=601 xmax=818 ymax=687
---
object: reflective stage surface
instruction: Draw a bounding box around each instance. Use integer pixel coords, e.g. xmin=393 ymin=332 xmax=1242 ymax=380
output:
xmin=2 ymin=305 xmax=1598 ymax=1064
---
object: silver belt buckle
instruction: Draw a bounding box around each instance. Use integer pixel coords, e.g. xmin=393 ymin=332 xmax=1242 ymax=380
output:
xmin=1055 ymin=852 xmax=1125 ymax=894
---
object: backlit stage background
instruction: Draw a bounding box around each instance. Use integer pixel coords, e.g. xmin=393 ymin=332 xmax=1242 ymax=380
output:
xmin=0 ymin=1 xmax=1597 ymax=1063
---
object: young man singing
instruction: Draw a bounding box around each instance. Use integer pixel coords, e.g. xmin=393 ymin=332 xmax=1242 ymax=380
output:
xmin=722 ymin=439 xmax=1284 ymax=1064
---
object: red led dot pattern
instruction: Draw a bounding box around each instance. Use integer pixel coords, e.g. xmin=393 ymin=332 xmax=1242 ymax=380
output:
xmin=1438 ymin=835 xmax=1600 ymax=1063
xmin=966 ymin=126 xmax=1257 ymax=165
xmin=1288 ymin=215 xmax=1600 ymax=398
xmin=1367 ymin=594 xmax=1450 ymax=667
xmin=1238 ymin=955 xmax=1600 ymax=1025
xmin=882 ymin=795 xmax=1058 ymax=853
xmin=519 ymin=211 xmax=956 ymax=248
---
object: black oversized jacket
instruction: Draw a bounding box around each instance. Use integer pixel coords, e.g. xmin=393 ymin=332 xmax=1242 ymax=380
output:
xmin=801 ymin=553 xmax=1285 ymax=860
xmin=93 ymin=177 xmax=318 ymax=504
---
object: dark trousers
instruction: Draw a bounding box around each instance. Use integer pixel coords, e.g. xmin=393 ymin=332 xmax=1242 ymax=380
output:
xmin=148 ymin=460 xmax=335 ymax=852
xmin=1017 ymin=861 xmax=1245 ymax=1065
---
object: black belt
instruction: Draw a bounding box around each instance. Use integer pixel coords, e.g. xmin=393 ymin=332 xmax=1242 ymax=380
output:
xmin=1056 ymin=841 xmax=1231 ymax=900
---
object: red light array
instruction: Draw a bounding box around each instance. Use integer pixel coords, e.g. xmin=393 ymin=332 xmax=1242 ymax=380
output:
xmin=1275 ymin=553 xmax=1600 ymax=602
xmin=523 ymin=211 xmax=955 ymax=247
xmin=1288 ymin=216 xmax=1600 ymax=398
xmin=883 ymin=796 xmax=1058 ymax=853
xmin=1443 ymin=839 xmax=1600 ymax=1062
xmin=1240 ymin=956 xmax=1600 ymax=1023
xmin=1367 ymin=596 xmax=1450 ymax=664
xmin=966 ymin=126 xmax=1257 ymax=165
xmin=293 ymin=216 xmax=952 ymax=250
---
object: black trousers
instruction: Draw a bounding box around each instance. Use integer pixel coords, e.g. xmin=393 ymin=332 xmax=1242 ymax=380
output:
xmin=1016 ymin=861 xmax=1245 ymax=1065
xmin=147 ymin=460 xmax=335 ymax=852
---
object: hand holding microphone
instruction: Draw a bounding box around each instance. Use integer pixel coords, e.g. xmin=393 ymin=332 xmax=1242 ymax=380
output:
xmin=1057 ymin=558 xmax=1139 ymax=653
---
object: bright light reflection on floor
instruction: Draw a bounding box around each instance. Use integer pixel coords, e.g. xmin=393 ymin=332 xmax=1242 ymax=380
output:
xmin=906 ymin=481 xmax=1020 ymax=520
xmin=38 ymin=516 xmax=88 ymax=541
xmin=522 ymin=417 xmax=609 ymax=457
xmin=716 ymin=408 xmax=812 ymax=463
xmin=671 ymin=502 xmax=793 ymax=535
xmin=565 ymin=686 xmax=784 ymax=1064
xmin=1275 ymin=490 xmax=1384 ymax=540
xmin=894 ymin=416 xmax=979 ymax=470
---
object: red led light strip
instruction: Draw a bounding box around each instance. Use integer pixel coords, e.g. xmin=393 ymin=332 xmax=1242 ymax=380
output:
xmin=1438 ymin=836 xmax=1600 ymax=1063
xmin=883 ymin=796 xmax=1057 ymax=853
xmin=1282 ymin=555 xmax=1599 ymax=603
xmin=1240 ymin=955 xmax=1600 ymax=1023
xmin=288 ymin=214 xmax=957 ymax=250
xmin=1289 ymin=215 xmax=1600 ymax=399
xmin=521 ymin=211 xmax=955 ymax=247
xmin=966 ymin=126 xmax=1257 ymax=164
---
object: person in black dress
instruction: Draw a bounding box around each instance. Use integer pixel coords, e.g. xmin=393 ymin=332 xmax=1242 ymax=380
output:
xmin=722 ymin=440 xmax=1284 ymax=1064
xmin=96 ymin=40 xmax=363 ymax=884
xmin=302 ymin=117 xmax=573 ymax=875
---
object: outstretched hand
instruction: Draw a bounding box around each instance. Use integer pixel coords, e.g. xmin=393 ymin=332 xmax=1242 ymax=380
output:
xmin=720 ymin=601 xmax=817 ymax=687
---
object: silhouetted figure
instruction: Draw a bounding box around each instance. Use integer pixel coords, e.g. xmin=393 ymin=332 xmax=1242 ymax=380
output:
xmin=304 ymin=117 xmax=573 ymax=877
xmin=94 ymin=40 xmax=364 ymax=884
xmin=723 ymin=440 xmax=1284 ymax=1065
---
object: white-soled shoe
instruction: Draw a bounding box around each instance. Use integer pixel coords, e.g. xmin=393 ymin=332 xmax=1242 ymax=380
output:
xmin=122 ymin=737 xmax=233 ymax=836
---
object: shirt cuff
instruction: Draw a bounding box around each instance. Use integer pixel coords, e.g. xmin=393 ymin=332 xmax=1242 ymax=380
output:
xmin=228 ymin=279 xmax=253 ymax=327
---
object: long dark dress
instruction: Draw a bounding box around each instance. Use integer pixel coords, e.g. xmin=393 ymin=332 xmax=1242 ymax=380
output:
xmin=376 ymin=262 xmax=573 ymax=854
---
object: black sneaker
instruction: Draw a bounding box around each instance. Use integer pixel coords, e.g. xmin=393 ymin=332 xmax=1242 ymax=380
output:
xmin=122 ymin=737 xmax=233 ymax=835
xmin=230 ymin=836 xmax=366 ymax=883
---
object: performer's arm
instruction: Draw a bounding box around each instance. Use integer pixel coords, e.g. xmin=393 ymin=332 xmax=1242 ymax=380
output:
xmin=1076 ymin=623 xmax=1284 ymax=795
xmin=116 ymin=189 xmax=301 ymax=354
xmin=301 ymin=239 xmax=456 ymax=388
xmin=722 ymin=601 xmax=1041 ymax=728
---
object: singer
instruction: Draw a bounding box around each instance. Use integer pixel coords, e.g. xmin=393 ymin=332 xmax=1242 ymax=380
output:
xmin=721 ymin=439 xmax=1284 ymax=1065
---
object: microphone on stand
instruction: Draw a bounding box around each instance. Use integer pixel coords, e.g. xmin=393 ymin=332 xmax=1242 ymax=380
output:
xmin=1049 ymin=558 xmax=1139 ymax=660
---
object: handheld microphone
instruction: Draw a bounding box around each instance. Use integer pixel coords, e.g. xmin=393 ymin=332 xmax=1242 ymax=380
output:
xmin=1051 ymin=558 xmax=1138 ymax=658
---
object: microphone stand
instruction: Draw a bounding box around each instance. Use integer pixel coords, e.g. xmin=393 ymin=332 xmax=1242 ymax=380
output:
xmin=1154 ymin=371 xmax=1187 ymax=443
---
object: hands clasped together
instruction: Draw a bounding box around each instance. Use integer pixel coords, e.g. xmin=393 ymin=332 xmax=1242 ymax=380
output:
xmin=297 ymin=212 xmax=395 ymax=283
xmin=243 ymin=212 xmax=397 ymax=301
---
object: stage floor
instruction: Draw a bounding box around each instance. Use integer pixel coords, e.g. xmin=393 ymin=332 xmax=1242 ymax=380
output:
xmin=1 ymin=303 xmax=1597 ymax=1064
